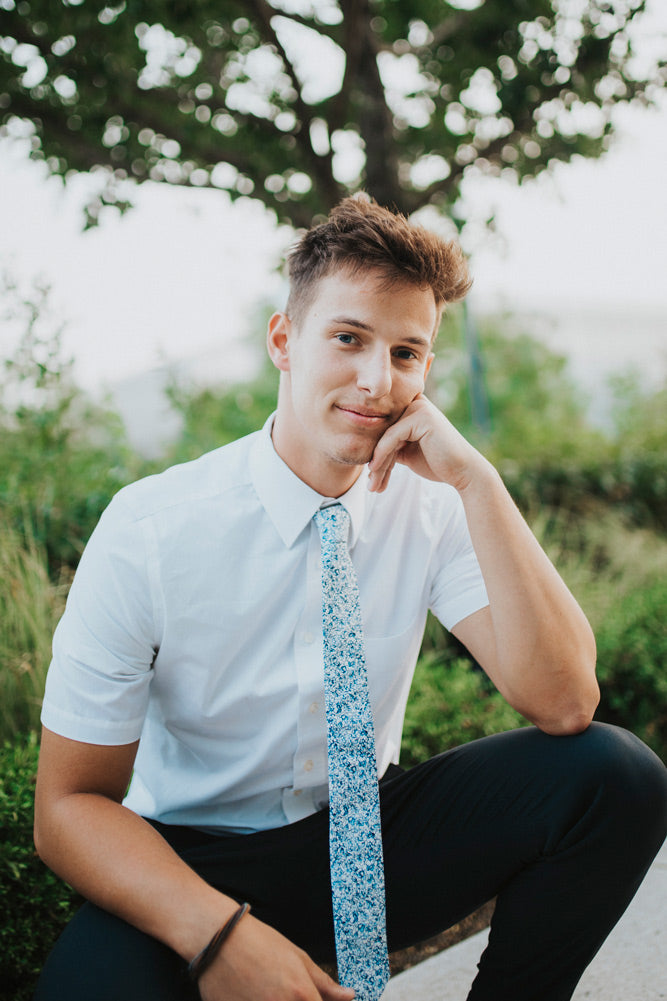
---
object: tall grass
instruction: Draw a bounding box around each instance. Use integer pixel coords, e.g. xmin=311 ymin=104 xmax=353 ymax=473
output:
xmin=0 ymin=520 xmax=66 ymax=742
xmin=534 ymin=507 xmax=667 ymax=631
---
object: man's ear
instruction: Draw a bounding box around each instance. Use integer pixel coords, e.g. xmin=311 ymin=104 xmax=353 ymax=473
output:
xmin=424 ymin=352 xmax=435 ymax=380
xmin=267 ymin=312 xmax=292 ymax=373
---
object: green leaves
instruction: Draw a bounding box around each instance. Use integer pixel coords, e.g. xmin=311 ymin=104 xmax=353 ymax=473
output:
xmin=0 ymin=275 xmax=141 ymax=571
xmin=0 ymin=734 xmax=79 ymax=1001
xmin=1 ymin=0 xmax=662 ymax=226
xmin=401 ymin=653 xmax=527 ymax=768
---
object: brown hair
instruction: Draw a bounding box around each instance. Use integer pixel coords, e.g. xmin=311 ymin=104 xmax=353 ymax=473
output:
xmin=285 ymin=194 xmax=472 ymax=328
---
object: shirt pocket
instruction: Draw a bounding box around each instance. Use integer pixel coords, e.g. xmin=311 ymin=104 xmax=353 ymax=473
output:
xmin=364 ymin=613 xmax=425 ymax=720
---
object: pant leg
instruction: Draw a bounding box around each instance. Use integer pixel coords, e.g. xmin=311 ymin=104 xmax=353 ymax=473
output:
xmin=378 ymin=723 xmax=667 ymax=1001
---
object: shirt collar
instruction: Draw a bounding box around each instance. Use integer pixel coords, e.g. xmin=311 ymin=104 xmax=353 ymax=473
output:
xmin=249 ymin=414 xmax=369 ymax=548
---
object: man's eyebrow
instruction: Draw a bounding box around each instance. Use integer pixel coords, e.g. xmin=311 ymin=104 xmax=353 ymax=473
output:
xmin=331 ymin=315 xmax=373 ymax=331
xmin=330 ymin=316 xmax=431 ymax=349
xmin=402 ymin=334 xmax=432 ymax=349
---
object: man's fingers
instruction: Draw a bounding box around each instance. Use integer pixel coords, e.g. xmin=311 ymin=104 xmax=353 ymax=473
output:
xmin=368 ymin=452 xmax=395 ymax=493
xmin=369 ymin=416 xmax=416 ymax=491
xmin=199 ymin=917 xmax=341 ymax=1001
xmin=307 ymin=959 xmax=355 ymax=1000
xmin=372 ymin=420 xmax=410 ymax=467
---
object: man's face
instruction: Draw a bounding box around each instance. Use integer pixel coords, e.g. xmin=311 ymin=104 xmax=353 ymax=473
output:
xmin=268 ymin=268 xmax=437 ymax=496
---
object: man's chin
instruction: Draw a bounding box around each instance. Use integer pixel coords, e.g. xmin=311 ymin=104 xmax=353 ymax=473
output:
xmin=324 ymin=422 xmax=387 ymax=469
xmin=330 ymin=440 xmax=378 ymax=468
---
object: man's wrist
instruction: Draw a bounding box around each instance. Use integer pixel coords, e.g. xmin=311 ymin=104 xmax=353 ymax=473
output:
xmin=450 ymin=450 xmax=496 ymax=496
xmin=172 ymin=887 xmax=243 ymax=962
xmin=188 ymin=902 xmax=251 ymax=981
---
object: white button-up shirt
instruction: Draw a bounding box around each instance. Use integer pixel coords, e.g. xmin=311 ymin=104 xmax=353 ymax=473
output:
xmin=42 ymin=417 xmax=488 ymax=833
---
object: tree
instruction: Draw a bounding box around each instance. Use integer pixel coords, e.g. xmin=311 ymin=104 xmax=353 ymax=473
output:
xmin=0 ymin=0 xmax=664 ymax=228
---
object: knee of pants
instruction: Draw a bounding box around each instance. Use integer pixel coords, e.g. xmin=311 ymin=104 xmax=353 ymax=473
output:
xmin=33 ymin=902 xmax=199 ymax=1001
xmin=563 ymin=722 xmax=667 ymax=848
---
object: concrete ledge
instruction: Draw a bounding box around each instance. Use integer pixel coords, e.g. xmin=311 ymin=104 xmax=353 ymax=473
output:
xmin=384 ymin=839 xmax=666 ymax=1001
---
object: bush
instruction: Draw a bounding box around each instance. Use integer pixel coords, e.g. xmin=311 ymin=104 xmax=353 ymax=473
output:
xmin=430 ymin=315 xmax=667 ymax=530
xmin=499 ymin=454 xmax=667 ymax=534
xmin=165 ymin=357 xmax=278 ymax=465
xmin=0 ymin=301 xmax=664 ymax=990
xmin=401 ymin=654 xmax=527 ymax=767
xmin=0 ymin=275 xmax=140 ymax=573
xmin=595 ymin=579 xmax=667 ymax=759
xmin=535 ymin=510 xmax=667 ymax=761
xmin=429 ymin=314 xmax=606 ymax=466
xmin=0 ymin=734 xmax=79 ymax=1001
xmin=160 ymin=312 xmax=666 ymax=530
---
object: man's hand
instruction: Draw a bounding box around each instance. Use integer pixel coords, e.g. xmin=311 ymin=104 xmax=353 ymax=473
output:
xmin=367 ymin=395 xmax=483 ymax=493
xmin=199 ymin=913 xmax=355 ymax=1001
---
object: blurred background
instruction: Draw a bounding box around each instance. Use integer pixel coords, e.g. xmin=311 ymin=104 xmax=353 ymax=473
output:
xmin=1 ymin=3 xmax=666 ymax=993
xmin=1 ymin=0 xmax=666 ymax=453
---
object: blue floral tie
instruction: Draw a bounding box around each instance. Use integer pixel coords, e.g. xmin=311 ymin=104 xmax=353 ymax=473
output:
xmin=314 ymin=504 xmax=390 ymax=1001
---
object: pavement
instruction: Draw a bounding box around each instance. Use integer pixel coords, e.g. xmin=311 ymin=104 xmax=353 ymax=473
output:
xmin=384 ymin=838 xmax=666 ymax=1001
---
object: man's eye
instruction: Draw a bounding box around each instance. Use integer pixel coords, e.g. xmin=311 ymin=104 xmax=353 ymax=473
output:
xmin=336 ymin=333 xmax=355 ymax=344
xmin=395 ymin=349 xmax=417 ymax=360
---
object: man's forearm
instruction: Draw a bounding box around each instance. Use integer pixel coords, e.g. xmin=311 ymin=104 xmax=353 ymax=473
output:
xmin=35 ymin=789 xmax=236 ymax=961
xmin=457 ymin=458 xmax=599 ymax=733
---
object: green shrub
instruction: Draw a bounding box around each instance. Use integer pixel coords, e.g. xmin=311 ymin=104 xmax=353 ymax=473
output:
xmin=0 ymin=276 xmax=140 ymax=573
xmin=595 ymin=579 xmax=667 ymax=760
xmin=165 ymin=358 xmax=278 ymax=465
xmin=430 ymin=315 xmax=667 ymax=530
xmin=0 ymin=734 xmax=79 ymax=1001
xmin=401 ymin=654 xmax=527 ymax=767
xmin=535 ymin=511 xmax=667 ymax=761
xmin=500 ymin=455 xmax=667 ymax=533
xmin=429 ymin=314 xmax=606 ymax=465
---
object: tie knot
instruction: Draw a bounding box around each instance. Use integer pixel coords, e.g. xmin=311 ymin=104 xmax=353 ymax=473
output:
xmin=314 ymin=504 xmax=350 ymax=546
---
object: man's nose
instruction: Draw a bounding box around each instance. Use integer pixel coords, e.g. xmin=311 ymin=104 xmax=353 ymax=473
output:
xmin=356 ymin=350 xmax=392 ymax=397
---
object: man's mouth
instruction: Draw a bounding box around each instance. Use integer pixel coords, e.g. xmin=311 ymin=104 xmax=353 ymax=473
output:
xmin=336 ymin=405 xmax=390 ymax=427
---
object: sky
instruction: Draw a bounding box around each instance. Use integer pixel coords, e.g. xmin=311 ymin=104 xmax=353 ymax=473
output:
xmin=464 ymin=98 xmax=667 ymax=314
xmin=1 ymin=13 xmax=666 ymax=451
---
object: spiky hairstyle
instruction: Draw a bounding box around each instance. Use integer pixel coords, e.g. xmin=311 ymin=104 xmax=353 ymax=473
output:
xmin=285 ymin=194 xmax=472 ymax=327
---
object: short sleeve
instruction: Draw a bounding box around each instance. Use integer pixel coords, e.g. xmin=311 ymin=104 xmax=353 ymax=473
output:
xmin=428 ymin=492 xmax=489 ymax=631
xmin=41 ymin=494 xmax=162 ymax=745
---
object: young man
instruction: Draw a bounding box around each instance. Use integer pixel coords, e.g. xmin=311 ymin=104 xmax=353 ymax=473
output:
xmin=34 ymin=196 xmax=667 ymax=1001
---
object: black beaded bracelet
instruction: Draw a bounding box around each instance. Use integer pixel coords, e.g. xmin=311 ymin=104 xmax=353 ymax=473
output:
xmin=187 ymin=902 xmax=251 ymax=982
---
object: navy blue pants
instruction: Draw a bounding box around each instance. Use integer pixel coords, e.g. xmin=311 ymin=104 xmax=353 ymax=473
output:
xmin=34 ymin=723 xmax=667 ymax=1001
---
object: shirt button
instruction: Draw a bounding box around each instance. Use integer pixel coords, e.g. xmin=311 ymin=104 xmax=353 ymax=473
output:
xmin=303 ymin=632 xmax=314 ymax=644
xmin=293 ymin=789 xmax=302 ymax=797
xmin=304 ymin=760 xmax=314 ymax=772
xmin=309 ymin=702 xmax=319 ymax=714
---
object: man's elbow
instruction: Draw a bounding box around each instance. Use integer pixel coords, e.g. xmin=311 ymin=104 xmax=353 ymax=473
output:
xmin=537 ymin=710 xmax=596 ymax=737
xmin=533 ymin=682 xmax=600 ymax=737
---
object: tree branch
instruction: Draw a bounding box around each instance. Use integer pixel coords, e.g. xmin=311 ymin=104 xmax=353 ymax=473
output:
xmin=244 ymin=0 xmax=341 ymax=202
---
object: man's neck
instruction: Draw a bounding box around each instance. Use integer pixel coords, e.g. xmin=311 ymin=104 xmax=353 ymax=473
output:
xmin=270 ymin=422 xmax=364 ymax=498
